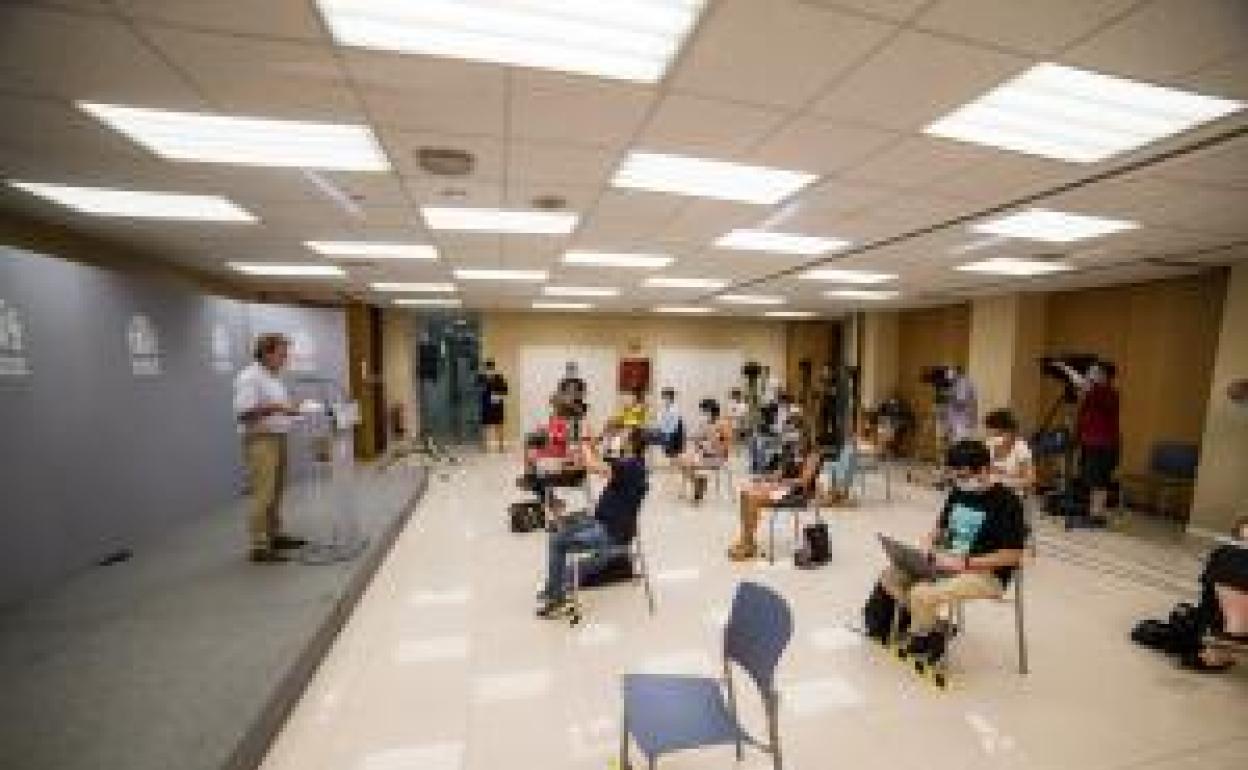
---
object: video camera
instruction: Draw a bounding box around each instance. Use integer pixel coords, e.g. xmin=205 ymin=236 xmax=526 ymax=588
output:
xmin=1040 ymin=354 xmax=1116 ymax=401
xmin=919 ymin=365 xmax=957 ymax=391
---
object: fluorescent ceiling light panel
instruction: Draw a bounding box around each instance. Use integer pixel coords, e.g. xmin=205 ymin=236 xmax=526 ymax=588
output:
xmin=715 ymin=229 xmax=851 ymax=255
xmin=422 ymin=207 xmax=577 ymax=234
xmin=970 ymin=209 xmax=1138 ymax=243
xmin=369 ymin=282 xmax=456 ymax=293
xmin=717 ymin=294 xmax=785 ymax=305
xmin=542 ymin=286 xmax=620 ymax=298
xmin=77 ymin=102 xmax=388 ymax=171
xmin=562 ymin=251 xmax=673 ymax=269
xmin=393 ymin=297 xmax=463 ymax=307
xmin=9 ymin=181 xmax=257 ymax=222
xmin=612 ymin=151 xmax=817 ymax=205
xmin=924 ymin=63 xmax=1243 ymax=163
xmin=229 ymin=263 xmax=345 ymax=277
xmin=824 ymin=289 xmax=900 ymax=301
xmin=453 ymin=268 xmax=548 ymax=282
xmin=653 ymin=306 xmax=713 ymax=314
xmin=306 ymin=241 xmax=438 ymax=260
xmin=316 ymin=0 xmax=705 ymax=84
xmin=766 ymin=310 xmax=817 ymax=319
xmin=956 ymin=258 xmax=1073 ymax=276
xmin=532 ymin=301 xmax=593 ymax=311
xmin=644 ymin=276 xmax=726 ymax=289
xmin=799 ymin=268 xmax=897 ymax=284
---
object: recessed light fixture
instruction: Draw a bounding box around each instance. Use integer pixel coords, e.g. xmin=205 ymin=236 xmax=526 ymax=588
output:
xmin=956 ymin=258 xmax=1073 ymax=276
xmin=422 ymin=207 xmax=577 ymax=234
xmin=653 ymin=306 xmax=714 ymax=314
xmin=612 ymin=151 xmax=817 ymax=205
xmin=970 ymin=209 xmax=1138 ymax=243
xmin=305 ymin=241 xmax=438 ymax=259
xmin=562 ymin=251 xmax=673 ymax=269
xmin=8 ymin=181 xmax=257 ymax=222
xmin=393 ymin=297 xmax=464 ymax=307
xmin=765 ymin=310 xmax=818 ymax=319
xmin=715 ymin=229 xmax=851 ymax=256
xmin=228 ymin=263 xmax=345 ymax=277
xmin=77 ymin=102 xmax=389 ymax=171
xmin=542 ymin=286 xmax=620 ymax=298
xmin=799 ymin=268 xmax=897 ymax=284
xmin=453 ymin=268 xmax=549 ymax=281
xmin=824 ymin=289 xmax=900 ymax=301
xmin=369 ymin=282 xmax=457 ymax=293
xmin=924 ymin=62 xmax=1243 ymax=163
xmin=644 ymin=276 xmax=727 ymax=290
xmin=316 ymin=0 xmax=706 ymax=84
xmin=717 ymin=294 xmax=786 ymax=305
xmin=532 ymin=301 xmax=593 ymax=311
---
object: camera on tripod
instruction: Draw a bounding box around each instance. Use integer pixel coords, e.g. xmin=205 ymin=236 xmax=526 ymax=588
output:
xmin=919 ymin=365 xmax=956 ymax=390
xmin=1039 ymin=354 xmax=1115 ymax=402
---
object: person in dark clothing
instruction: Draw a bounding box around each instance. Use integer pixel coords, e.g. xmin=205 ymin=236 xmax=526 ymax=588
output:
xmin=1186 ymin=516 xmax=1248 ymax=671
xmin=1060 ymin=360 xmax=1121 ymax=523
xmin=865 ymin=439 xmax=1027 ymax=664
xmin=477 ymin=359 xmax=508 ymax=452
xmin=556 ymin=360 xmax=588 ymax=438
xmin=537 ymin=428 xmax=648 ymax=617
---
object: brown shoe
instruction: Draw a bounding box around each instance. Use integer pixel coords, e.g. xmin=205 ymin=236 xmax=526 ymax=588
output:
xmin=249 ymin=548 xmax=290 ymax=564
xmin=727 ymin=542 xmax=758 ymax=561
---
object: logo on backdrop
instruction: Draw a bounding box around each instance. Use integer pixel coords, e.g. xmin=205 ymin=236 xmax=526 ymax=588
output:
xmin=210 ymin=323 xmax=233 ymax=374
xmin=289 ymin=329 xmax=318 ymax=373
xmin=0 ymin=298 xmax=30 ymax=377
xmin=127 ymin=313 xmax=162 ymax=377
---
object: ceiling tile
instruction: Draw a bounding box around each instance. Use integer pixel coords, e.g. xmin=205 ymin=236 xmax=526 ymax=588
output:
xmin=747 ymin=117 xmax=899 ymax=175
xmin=573 ymin=189 xmax=686 ymax=247
xmin=841 ymin=135 xmax=996 ymax=190
xmin=401 ymin=177 xmax=503 ymax=208
xmin=1177 ymin=52 xmax=1248 ymax=101
xmin=797 ymin=0 xmax=929 ymax=22
xmin=503 ymin=183 xmax=600 ymax=213
xmin=506 ymin=141 xmax=616 ymax=187
xmin=347 ymin=51 xmax=507 ymax=135
xmin=915 ymin=0 xmax=1138 ymax=56
xmin=509 ymin=70 xmax=655 ymax=149
xmin=637 ymin=93 xmax=787 ymax=156
xmin=1152 ymin=134 xmax=1248 ymax=189
xmin=671 ymin=0 xmax=895 ymax=108
xmin=115 ymin=0 xmax=327 ymax=41
xmin=1062 ymin=0 xmax=1248 ymax=83
xmin=143 ymin=27 xmax=358 ymax=119
xmin=0 ymin=5 xmax=202 ymax=104
xmin=380 ymin=128 xmax=505 ymax=181
xmin=919 ymin=153 xmax=1081 ymax=207
xmin=654 ymin=199 xmax=761 ymax=245
xmin=811 ymin=30 xmax=1028 ymax=131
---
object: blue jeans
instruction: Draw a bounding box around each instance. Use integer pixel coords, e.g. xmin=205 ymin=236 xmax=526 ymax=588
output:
xmin=543 ymin=517 xmax=615 ymax=602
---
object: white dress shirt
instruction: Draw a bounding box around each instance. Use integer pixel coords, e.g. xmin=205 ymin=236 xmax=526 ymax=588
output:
xmin=233 ymin=361 xmax=292 ymax=435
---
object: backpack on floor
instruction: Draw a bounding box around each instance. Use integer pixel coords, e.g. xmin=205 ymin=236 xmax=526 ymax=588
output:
xmin=794 ymin=521 xmax=830 ymax=569
xmin=863 ymin=581 xmax=898 ymax=642
xmin=1130 ymin=602 xmax=1203 ymax=656
xmin=509 ymin=501 xmax=545 ymax=533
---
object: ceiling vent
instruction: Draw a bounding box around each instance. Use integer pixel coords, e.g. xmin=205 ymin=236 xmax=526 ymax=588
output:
xmin=416 ymin=147 xmax=475 ymax=177
xmin=531 ymin=194 xmax=568 ymax=210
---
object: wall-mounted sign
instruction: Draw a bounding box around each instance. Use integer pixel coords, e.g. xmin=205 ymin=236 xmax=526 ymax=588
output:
xmin=289 ymin=329 xmax=318 ymax=373
xmin=127 ymin=313 xmax=162 ymax=377
xmin=0 ymin=298 xmax=30 ymax=377
xmin=210 ymin=323 xmax=233 ymax=373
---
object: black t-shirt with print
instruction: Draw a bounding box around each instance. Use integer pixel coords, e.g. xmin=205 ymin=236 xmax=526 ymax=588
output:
xmin=937 ymin=483 xmax=1027 ymax=584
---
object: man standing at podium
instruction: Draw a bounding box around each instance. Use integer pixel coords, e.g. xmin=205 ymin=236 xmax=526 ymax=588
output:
xmin=233 ymin=333 xmax=306 ymax=563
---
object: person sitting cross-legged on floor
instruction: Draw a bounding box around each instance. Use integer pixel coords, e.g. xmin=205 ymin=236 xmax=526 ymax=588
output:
xmin=537 ymin=428 xmax=648 ymax=618
xmin=864 ymin=439 xmax=1027 ymax=663
xmin=728 ymin=417 xmax=823 ymax=561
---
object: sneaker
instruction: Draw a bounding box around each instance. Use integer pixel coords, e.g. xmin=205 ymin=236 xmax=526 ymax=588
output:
xmin=904 ymin=631 xmax=947 ymax=662
xmin=536 ymin=597 xmax=571 ymax=619
xmin=249 ymin=548 xmax=290 ymax=564
xmin=692 ymin=475 xmax=708 ymax=503
xmin=272 ymin=534 xmax=308 ymax=550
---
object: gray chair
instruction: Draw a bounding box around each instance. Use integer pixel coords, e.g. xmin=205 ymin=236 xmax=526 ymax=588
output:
xmin=567 ymin=533 xmax=656 ymax=625
xmin=951 ymin=566 xmax=1029 ymax=676
xmin=619 ymin=581 xmax=793 ymax=770
xmin=763 ymin=493 xmax=822 ymax=565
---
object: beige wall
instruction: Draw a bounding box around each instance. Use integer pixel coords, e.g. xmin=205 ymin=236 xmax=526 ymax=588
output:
xmin=381 ymin=309 xmax=418 ymax=442
xmin=967 ymin=293 xmax=1048 ymax=430
xmin=1190 ymin=263 xmax=1248 ymax=535
xmin=480 ymin=312 xmax=787 ymax=438
xmin=897 ymin=303 xmax=971 ymax=417
xmin=859 ymin=311 xmax=899 ymax=409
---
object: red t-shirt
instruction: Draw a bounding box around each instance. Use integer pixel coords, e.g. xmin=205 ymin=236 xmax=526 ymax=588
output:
xmin=535 ymin=416 xmax=570 ymax=458
xmin=1077 ymin=383 xmax=1119 ymax=448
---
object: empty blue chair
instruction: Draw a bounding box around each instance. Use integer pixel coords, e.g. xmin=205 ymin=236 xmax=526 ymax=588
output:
xmin=619 ymin=581 xmax=794 ymax=770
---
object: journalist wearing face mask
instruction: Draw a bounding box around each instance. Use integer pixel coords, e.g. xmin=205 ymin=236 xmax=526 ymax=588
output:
xmin=862 ymin=439 xmax=1028 ymax=665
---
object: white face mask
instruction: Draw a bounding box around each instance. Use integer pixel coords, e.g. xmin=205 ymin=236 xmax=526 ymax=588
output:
xmin=954 ymin=477 xmax=988 ymax=493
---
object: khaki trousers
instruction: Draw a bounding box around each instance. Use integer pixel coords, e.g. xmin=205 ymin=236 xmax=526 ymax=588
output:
xmin=243 ymin=433 xmax=287 ymax=550
xmin=881 ymin=564 xmax=1003 ymax=635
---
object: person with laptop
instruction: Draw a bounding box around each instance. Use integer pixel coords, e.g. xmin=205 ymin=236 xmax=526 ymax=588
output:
xmin=863 ymin=439 xmax=1027 ymax=664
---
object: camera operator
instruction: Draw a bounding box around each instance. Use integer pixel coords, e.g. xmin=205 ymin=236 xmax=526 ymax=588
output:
xmin=1058 ymin=359 xmax=1121 ymax=525
xmin=946 ymin=367 xmax=978 ymax=443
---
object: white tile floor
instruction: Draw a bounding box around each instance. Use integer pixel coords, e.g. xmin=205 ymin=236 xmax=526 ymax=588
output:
xmin=261 ymin=454 xmax=1248 ymax=770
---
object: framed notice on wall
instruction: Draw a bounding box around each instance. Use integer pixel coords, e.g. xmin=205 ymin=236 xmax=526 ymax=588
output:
xmin=618 ymin=357 xmax=650 ymax=392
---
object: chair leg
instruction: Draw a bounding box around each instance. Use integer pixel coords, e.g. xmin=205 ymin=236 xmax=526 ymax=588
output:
xmin=724 ymin=662 xmax=743 ymax=761
xmin=635 ymin=545 xmax=656 ymax=615
xmin=767 ymin=696 xmax=783 ymax=770
xmin=1015 ymin=575 xmax=1029 ymax=675
xmin=768 ymin=509 xmax=777 ymax=565
xmin=619 ymin=711 xmax=630 ymax=770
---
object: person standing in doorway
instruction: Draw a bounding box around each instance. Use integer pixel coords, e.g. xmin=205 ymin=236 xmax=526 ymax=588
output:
xmin=478 ymin=358 xmax=509 ymax=453
xmin=557 ymin=361 xmax=588 ymax=439
xmin=233 ymin=333 xmax=306 ymax=564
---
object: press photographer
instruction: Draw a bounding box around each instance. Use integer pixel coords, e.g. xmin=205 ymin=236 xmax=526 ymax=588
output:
xmin=1045 ymin=355 xmax=1121 ymax=527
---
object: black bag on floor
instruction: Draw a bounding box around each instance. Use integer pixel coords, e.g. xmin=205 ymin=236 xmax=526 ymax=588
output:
xmin=863 ymin=581 xmax=897 ymax=642
xmin=795 ymin=521 xmax=831 ymax=569
xmin=1129 ymin=602 xmax=1203 ymax=656
xmin=509 ymin=501 xmax=545 ymax=533
xmin=578 ymin=554 xmax=636 ymax=588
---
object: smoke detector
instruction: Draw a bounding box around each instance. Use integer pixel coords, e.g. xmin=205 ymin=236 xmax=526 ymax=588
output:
xmin=416 ymin=147 xmax=475 ymax=177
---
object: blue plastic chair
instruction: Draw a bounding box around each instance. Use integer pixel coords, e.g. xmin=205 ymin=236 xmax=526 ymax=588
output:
xmin=619 ymin=581 xmax=794 ymax=770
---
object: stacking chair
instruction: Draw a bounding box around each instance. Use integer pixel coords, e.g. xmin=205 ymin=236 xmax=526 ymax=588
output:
xmin=619 ymin=581 xmax=793 ymax=770
xmin=763 ymin=492 xmax=822 ymax=565
xmin=567 ymin=531 xmax=656 ymax=626
xmin=950 ymin=565 xmax=1030 ymax=676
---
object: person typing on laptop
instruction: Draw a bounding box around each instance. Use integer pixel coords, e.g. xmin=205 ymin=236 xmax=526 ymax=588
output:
xmin=863 ymin=439 xmax=1027 ymax=664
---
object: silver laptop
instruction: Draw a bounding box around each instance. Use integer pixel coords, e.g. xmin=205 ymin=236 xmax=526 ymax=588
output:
xmin=877 ymin=533 xmax=954 ymax=580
